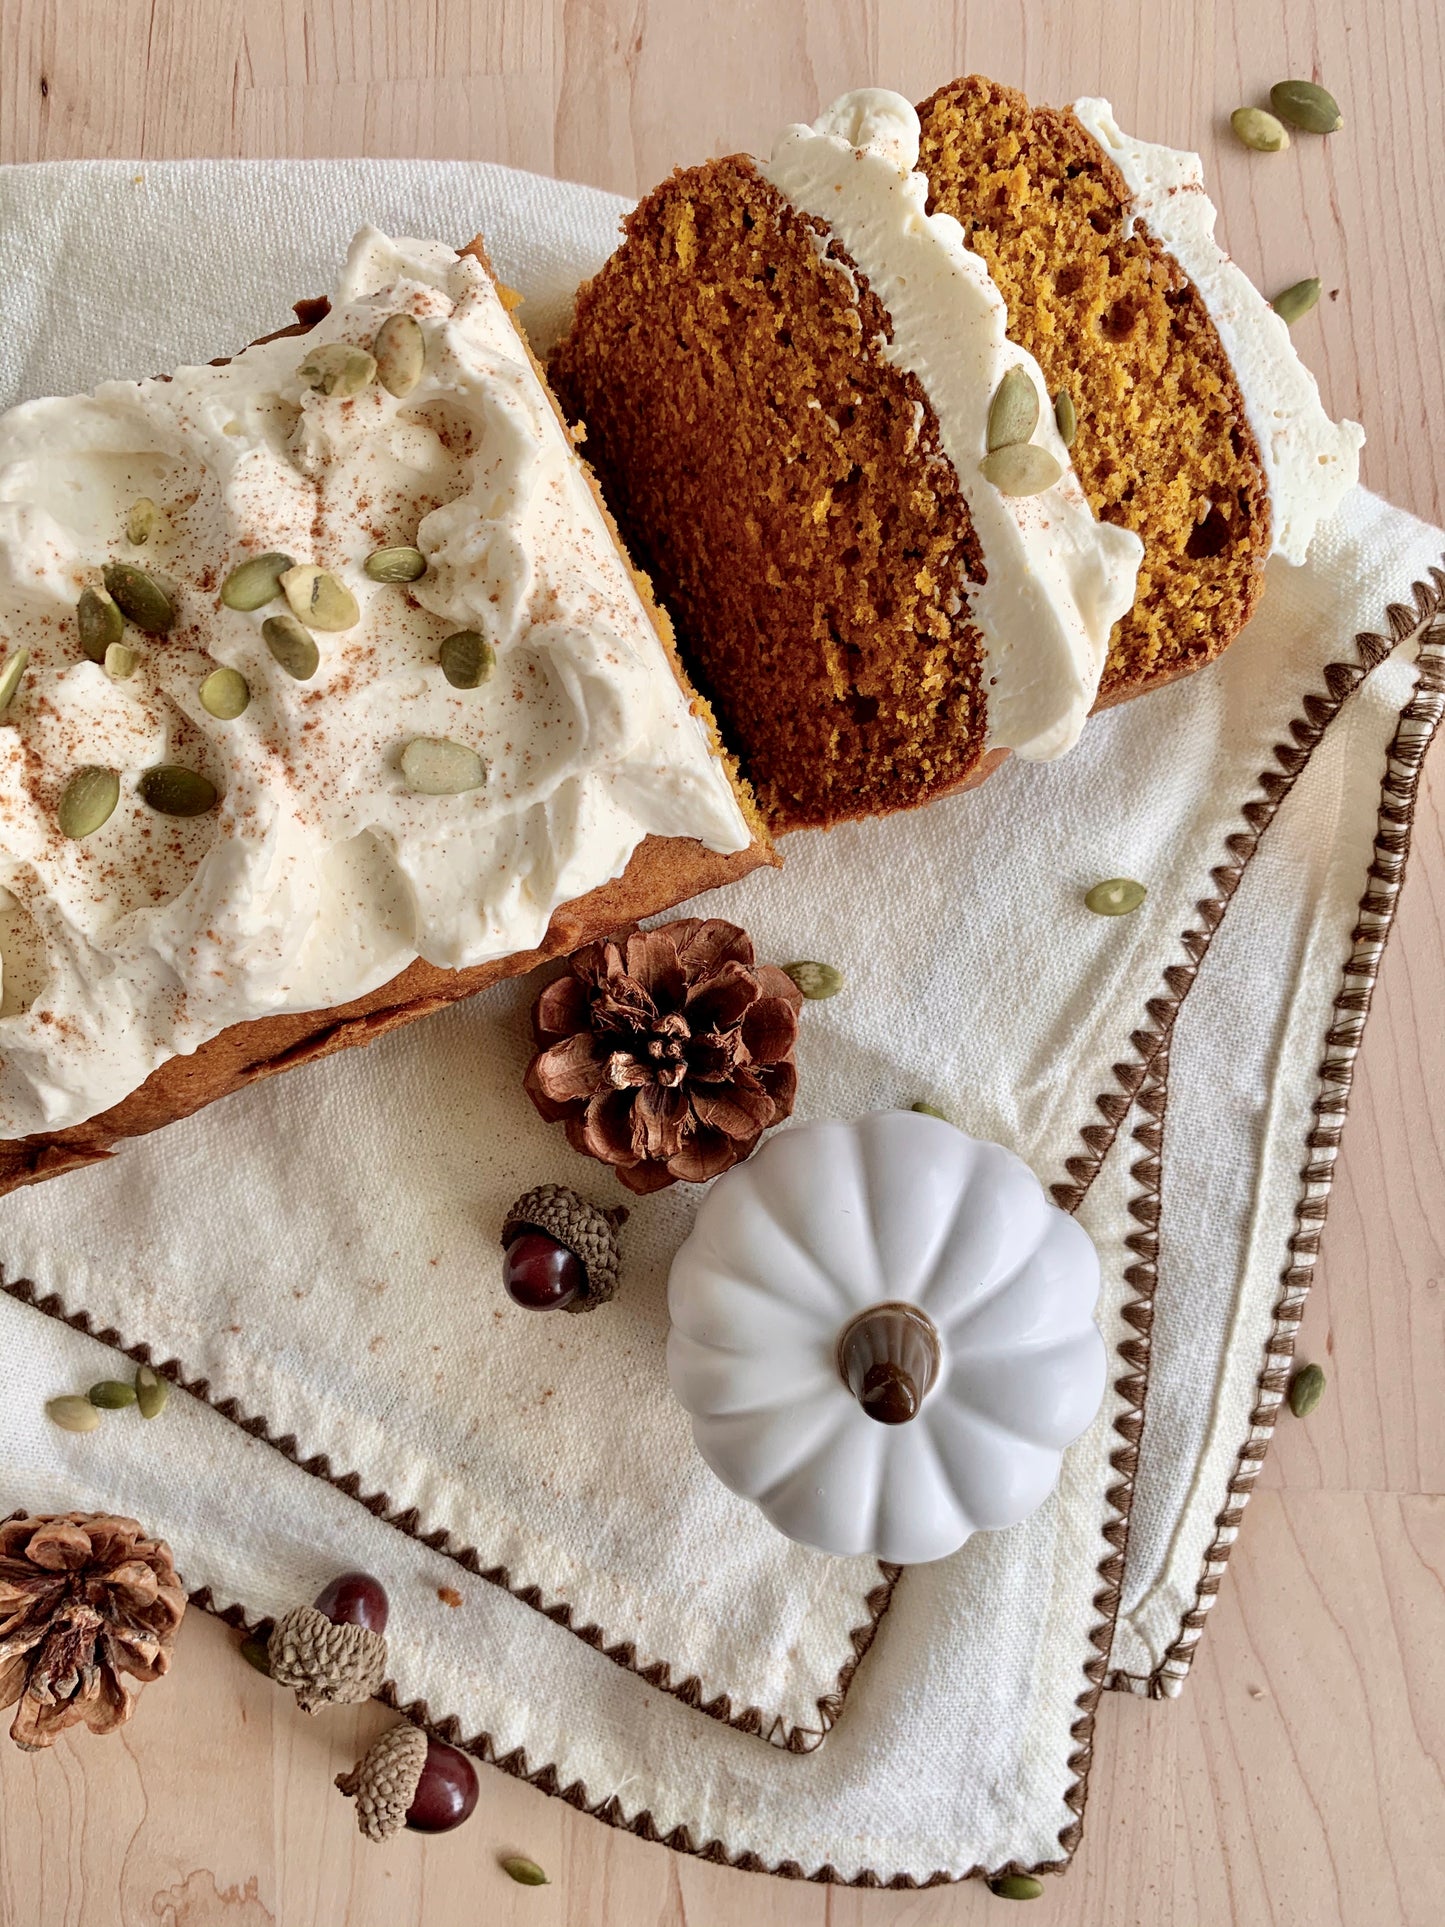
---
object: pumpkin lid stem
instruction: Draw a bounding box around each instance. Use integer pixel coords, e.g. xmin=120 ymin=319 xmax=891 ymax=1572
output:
xmin=837 ymin=1302 xmax=941 ymax=1425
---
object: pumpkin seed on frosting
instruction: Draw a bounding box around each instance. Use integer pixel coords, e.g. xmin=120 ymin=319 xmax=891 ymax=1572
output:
xmin=77 ymin=585 xmax=125 ymax=661
xmin=0 ymin=648 xmax=30 ymax=718
xmin=220 ymin=551 xmax=294 ymax=612
xmin=439 ymin=630 xmax=495 ymax=689
xmin=199 ymin=666 xmax=251 ymax=719
xmin=125 ymin=497 xmax=158 ymax=545
xmin=262 ymin=613 xmax=320 ymax=681
xmin=104 ymin=643 xmax=140 ymax=681
xmin=364 ymin=545 xmax=427 ymax=583
xmin=297 ymin=341 xmax=377 ymax=397
xmin=102 ymin=561 xmax=176 ymax=634
xmin=400 ymin=737 xmax=486 ymax=794
xmin=138 ymin=765 xmax=218 ymax=818
xmin=986 ymin=365 xmax=1040 ymax=452
xmin=58 ymin=766 xmax=121 ymax=839
xmin=372 ymin=312 xmax=425 ymax=397
xmin=979 ymin=444 xmax=1062 ymax=497
xmin=280 ymin=564 xmax=359 ymax=632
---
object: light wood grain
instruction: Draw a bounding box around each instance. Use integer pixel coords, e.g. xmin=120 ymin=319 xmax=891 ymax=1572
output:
xmin=0 ymin=4 xmax=1441 ymax=1923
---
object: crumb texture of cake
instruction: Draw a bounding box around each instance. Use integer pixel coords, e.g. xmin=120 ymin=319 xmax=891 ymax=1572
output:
xmin=0 ymin=227 xmax=755 ymax=1141
xmin=916 ymin=76 xmax=1363 ymax=699
xmin=550 ymin=92 xmax=1141 ymax=832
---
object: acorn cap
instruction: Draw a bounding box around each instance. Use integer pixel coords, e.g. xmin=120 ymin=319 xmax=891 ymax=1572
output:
xmin=500 ymin=1183 xmax=626 ymax=1313
xmin=335 ymin=1721 xmax=429 ymax=1841
xmin=266 ymin=1602 xmax=388 ymax=1713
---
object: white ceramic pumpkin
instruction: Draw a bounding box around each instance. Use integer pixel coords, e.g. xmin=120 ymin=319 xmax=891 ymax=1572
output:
xmin=666 ymin=1111 xmax=1106 ymax=1563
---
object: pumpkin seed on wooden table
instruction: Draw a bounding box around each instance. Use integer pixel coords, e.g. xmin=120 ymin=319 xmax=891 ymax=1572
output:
xmin=220 ymin=551 xmax=294 ymax=611
xmin=57 ymin=766 xmax=120 ymax=839
xmin=280 ymin=565 xmax=359 ymax=631
xmin=1288 ymin=1361 xmax=1326 ymax=1417
xmin=372 ymin=313 xmax=426 ymax=397
xmin=1272 ymin=278 xmax=1322 ymax=326
xmin=439 ymin=630 xmax=494 ymax=689
xmin=1230 ymin=106 xmax=1290 ymax=152
xmin=138 ymin=765 xmax=218 ymax=817
xmin=1269 ymin=79 xmax=1343 ymax=134
xmin=262 ymin=614 xmax=321 ymax=681
xmin=500 ymin=1858 xmax=549 ymax=1887
xmin=102 ymin=561 xmax=176 ymax=634
xmin=988 ymin=1873 xmax=1044 ymax=1900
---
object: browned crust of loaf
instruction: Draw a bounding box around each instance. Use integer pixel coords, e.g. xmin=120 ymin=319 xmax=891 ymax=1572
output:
xmin=0 ymin=242 xmax=774 ymax=1198
xmin=550 ymin=160 xmax=996 ymax=834
xmin=916 ymin=75 xmax=1272 ymax=703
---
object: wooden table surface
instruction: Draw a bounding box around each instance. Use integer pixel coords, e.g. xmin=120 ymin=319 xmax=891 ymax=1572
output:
xmin=2 ymin=4 xmax=1441 ymax=1923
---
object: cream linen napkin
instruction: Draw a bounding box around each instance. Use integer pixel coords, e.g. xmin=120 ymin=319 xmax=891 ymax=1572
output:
xmin=1 ymin=159 xmax=1441 ymax=1881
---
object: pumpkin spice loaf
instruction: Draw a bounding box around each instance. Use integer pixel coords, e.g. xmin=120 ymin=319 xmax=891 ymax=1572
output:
xmin=915 ymin=76 xmax=1364 ymax=701
xmin=0 ymin=228 xmax=771 ymax=1197
xmin=551 ymin=91 xmax=1143 ymax=832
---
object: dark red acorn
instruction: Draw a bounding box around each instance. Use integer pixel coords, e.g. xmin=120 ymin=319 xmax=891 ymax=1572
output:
xmin=312 ymin=1570 xmax=389 ymax=1634
xmin=503 ymin=1231 xmax=584 ymax=1311
xmin=406 ymin=1737 xmax=480 ymax=1833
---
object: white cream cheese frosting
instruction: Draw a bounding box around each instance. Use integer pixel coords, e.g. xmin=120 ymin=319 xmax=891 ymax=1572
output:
xmin=762 ymin=89 xmax=1144 ymax=763
xmin=1072 ymin=98 xmax=1364 ymax=565
xmin=0 ymin=227 xmax=751 ymax=1139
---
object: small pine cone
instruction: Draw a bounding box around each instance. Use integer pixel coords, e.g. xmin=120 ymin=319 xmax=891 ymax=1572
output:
xmin=500 ymin=1184 xmax=626 ymax=1313
xmin=335 ymin=1721 xmax=428 ymax=1841
xmin=266 ymin=1603 xmax=386 ymax=1713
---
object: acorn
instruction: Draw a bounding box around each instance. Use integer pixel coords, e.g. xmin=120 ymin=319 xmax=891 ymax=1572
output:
xmin=336 ymin=1723 xmax=480 ymax=1840
xmin=500 ymin=1185 xmax=626 ymax=1314
xmin=265 ymin=1570 xmax=389 ymax=1713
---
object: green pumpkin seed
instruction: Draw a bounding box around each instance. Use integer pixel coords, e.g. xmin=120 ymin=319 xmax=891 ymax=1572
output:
xmin=987 ymin=364 xmax=1040 ymax=452
xmin=373 ymin=312 xmax=426 ymax=397
xmin=500 ymin=1858 xmax=549 ymax=1887
xmin=125 ymin=497 xmax=158 ymax=545
xmin=77 ymin=585 xmax=125 ymax=661
xmin=88 ymin=1379 xmax=138 ymax=1409
xmin=400 ymin=737 xmax=487 ymax=795
xmin=1270 ymin=79 xmax=1342 ymax=135
xmin=0 ymin=648 xmax=30 ymax=718
xmin=782 ymin=960 xmax=843 ymax=1000
xmin=46 ymin=1394 xmax=102 ymax=1434
xmin=1230 ymin=107 xmax=1290 ymax=152
xmin=297 ymin=341 xmax=377 ymax=397
xmin=1053 ymin=387 xmax=1078 ymax=447
xmin=980 ymin=443 xmax=1062 ymax=497
xmin=1272 ymin=277 xmax=1321 ymax=326
xmin=280 ymin=564 xmax=359 ymax=632
xmin=200 ymin=666 xmax=250 ymax=719
xmin=102 ymin=561 xmax=176 ymax=634
xmin=988 ymin=1874 xmax=1044 ymax=1900
xmin=439 ymin=630 xmax=495 ymax=689
xmin=220 ymin=551 xmax=294 ymax=612
xmin=263 ymin=613 xmax=320 ymax=681
xmin=58 ymin=766 xmax=120 ymax=839
xmin=1288 ymin=1361 xmax=1325 ymax=1418
xmin=364 ymin=545 xmax=427 ymax=583
xmin=138 ymin=765 xmax=218 ymax=817
xmin=911 ymin=1101 xmax=949 ymax=1120
xmin=238 ymin=1632 xmax=272 ymax=1674
xmin=1085 ymin=877 xmax=1147 ymax=917
xmin=104 ymin=643 xmax=140 ymax=681
xmin=135 ymin=1364 xmax=169 ymax=1419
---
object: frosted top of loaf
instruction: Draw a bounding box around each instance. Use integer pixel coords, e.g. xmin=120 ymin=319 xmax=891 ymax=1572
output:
xmin=763 ymin=89 xmax=1144 ymax=764
xmin=0 ymin=228 xmax=750 ymax=1138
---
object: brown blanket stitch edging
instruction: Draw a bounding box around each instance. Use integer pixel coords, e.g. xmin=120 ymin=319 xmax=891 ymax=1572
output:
xmin=5 ymin=570 xmax=1440 ymax=1885
xmin=0 ymin=1270 xmax=896 ymax=1755
xmin=1106 ymin=580 xmax=1445 ymax=1697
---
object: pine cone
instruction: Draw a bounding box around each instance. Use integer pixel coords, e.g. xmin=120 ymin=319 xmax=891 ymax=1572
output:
xmin=0 ymin=1512 xmax=186 ymax=1750
xmin=523 ymin=919 xmax=803 ymax=1194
